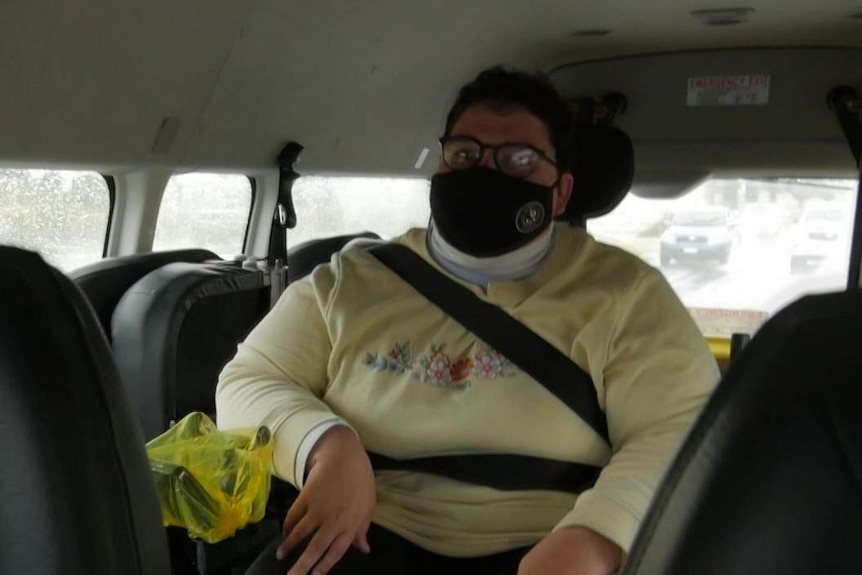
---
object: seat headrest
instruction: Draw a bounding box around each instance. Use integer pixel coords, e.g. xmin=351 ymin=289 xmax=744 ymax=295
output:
xmin=287 ymin=232 xmax=380 ymax=283
xmin=556 ymin=124 xmax=635 ymax=226
xmin=69 ymin=248 xmax=221 ymax=340
xmin=112 ymin=262 xmax=270 ymax=439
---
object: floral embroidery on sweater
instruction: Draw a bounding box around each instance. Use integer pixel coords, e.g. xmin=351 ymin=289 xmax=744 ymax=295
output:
xmin=363 ymin=341 xmax=517 ymax=390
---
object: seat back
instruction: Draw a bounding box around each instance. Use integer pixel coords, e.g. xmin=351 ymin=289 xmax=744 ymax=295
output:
xmin=112 ymin=261 xmax=271 ymax=439
xmin=623 ymin=290 xmax=862 ymax=575
xmin=69 ymin=248 xmax=219 ymax=340
xmin=0 ymin=247 xmax=169 ymax=575
xmin=287 ymin=232 xmax=380 ymax=283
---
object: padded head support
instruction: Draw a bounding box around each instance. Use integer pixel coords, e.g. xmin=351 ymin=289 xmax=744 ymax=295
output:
xmin=623 ymin=290 xmax=862 ymax=575
xmin=557 ymin=124 xmax=634 ymax=226
xmin=0 ymin=247 xmax=169 ymax=575
xmin=112 ymin=262 xmax=270 ymax=440
xmin=70 ymin=248 xmax=219 ymax=339
xmin=287 ymin=232 xmax=380 ymax=282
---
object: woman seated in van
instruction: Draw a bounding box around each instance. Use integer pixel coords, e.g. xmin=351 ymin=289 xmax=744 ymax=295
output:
xmin=216 ymin=66 xmax=718 ymax=575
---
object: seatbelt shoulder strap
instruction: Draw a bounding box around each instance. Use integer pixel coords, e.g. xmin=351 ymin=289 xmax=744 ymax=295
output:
xmin=368 ymin=242 xmax=609 ymax=444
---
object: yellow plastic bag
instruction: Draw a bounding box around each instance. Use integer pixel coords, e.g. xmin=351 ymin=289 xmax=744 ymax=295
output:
xmin=145 ymin=412 xmax=273 ymax=543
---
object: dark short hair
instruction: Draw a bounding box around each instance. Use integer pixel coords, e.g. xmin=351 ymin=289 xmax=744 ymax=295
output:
xmin=444 ymin=66 xmax=575 ymax=172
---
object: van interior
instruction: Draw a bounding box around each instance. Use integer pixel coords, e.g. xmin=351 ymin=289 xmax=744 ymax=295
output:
xmin=1 ymin=1 xmax=861 ymax=574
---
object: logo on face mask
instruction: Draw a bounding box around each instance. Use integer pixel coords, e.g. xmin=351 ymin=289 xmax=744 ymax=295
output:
xmin=515 ymin=201 xmax=546 ymax=234
xmin=429 ymin=168 xmax=555 ymax=257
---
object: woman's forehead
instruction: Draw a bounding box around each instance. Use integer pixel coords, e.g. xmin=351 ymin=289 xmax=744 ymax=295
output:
xmin=449 ymin=104 xmax=553 ymax=150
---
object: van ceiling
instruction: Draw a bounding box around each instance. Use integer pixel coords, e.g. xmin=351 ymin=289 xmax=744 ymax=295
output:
xmin=1 ymin=0 xmax=861 ymax=176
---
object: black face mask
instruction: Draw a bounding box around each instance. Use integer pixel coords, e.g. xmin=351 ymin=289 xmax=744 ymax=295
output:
xmin=430 ymin=168 xmax=555 ymax=257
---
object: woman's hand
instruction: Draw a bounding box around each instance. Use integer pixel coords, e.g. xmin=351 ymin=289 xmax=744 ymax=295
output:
xmin=277 ymin=426 xmax=377 ymax=575
xmin=518 ymin=526 xmax=622 ymax=575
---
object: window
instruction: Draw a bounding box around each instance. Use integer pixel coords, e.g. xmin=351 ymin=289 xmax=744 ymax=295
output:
xmin=153 ymin=173 xmax=253 ymax=258
xmin=0 ymin=168 xmax=111 ymax=271
xmin=289 ymin=176 xmax=431 ymax=246
xmin=589 ymin=178 xmax=858 ymax=337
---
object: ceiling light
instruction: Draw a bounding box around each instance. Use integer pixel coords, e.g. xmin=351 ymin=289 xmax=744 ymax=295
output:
xmin=414 ymin=147 xmax=430 ymax=170
xmin=691 ymin=8 xmax=755 ymax=26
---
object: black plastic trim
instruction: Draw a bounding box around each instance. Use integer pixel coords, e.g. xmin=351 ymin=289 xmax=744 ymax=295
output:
xmin=243 ymin=176 xmax=256 ymax=254
xmin=101 ymin=174 xmax=116 ymax=259
xmin=848 ymin=169 xmax=862 ymax=290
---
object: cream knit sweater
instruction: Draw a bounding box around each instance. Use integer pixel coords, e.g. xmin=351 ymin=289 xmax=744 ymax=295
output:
xmin=216 ymin=226 xmax=719 ymax=556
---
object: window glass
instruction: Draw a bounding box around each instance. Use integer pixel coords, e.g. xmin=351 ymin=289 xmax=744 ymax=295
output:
xmin=290 ymin=176 xmax=431 ymax=246
xmin=153 ymin=173 xmax=252 ymax=258
xmin=589 ymin=178 xmax=858 ymax=337
xmin=0 ymin=168 xmax=110 ymax=271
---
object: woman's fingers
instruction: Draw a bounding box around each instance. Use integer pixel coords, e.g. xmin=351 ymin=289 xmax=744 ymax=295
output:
xmin=307 ymin=533 xmax=354 ymax=575
xmin=352 ymin=521 xmax=371 ymax=554
xmin=286 ymin=525 xmax=340 ymax=575
xmin=277 ymin=515 xmax=315 ymax=560
xmin=282 ymin=496 xmax=308 ymax=535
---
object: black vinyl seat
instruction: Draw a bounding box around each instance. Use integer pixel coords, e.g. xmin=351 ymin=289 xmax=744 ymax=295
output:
xmin=0 ymin=246 xmax=170 ymax=575
xmin=556 ymin=123 xmax=635 ymax=226
xmin=287 ymin=232 xmax=380 ymax=283
xmin=69 ymin=249 xmax=219 ymax=341
xmin=112 ymin=261 xmax=271 ymax=440
xmin=622 ymin=289 xmax=862 ymax=575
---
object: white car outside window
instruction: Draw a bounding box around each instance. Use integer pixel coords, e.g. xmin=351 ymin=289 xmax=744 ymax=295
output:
xmin=589 ymin=178 xmax=857 ymax=337
xmin=659 ymin=207 xmax=735 ymax=267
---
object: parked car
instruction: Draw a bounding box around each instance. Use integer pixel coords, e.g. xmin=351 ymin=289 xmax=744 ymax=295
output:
xmin=791 ymin=205 xmax=852 ymax=271
xmin=660 ymin=207 xmax=735 ymax=267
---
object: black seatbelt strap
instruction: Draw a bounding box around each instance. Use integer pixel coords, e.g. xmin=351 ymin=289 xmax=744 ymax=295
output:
xmin=849 ymin=168 xmax=862 ymax=290
xmin=368 ymin=243 xmax=610 ymax=444
xmin=827 ymin=88 xmax=862 ymax=289
xmin=828 ymin=86 xmax=861 ymax=168
xmin=268 ymin=143 xmax=302 ymax=307
xmin=268 ymin=142 xmax=302 ymax=267
xmin=366 ymin=452 xmax=599 ymax=494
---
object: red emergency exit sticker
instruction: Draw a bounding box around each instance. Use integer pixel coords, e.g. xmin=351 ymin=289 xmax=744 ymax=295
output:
xmin=687 ymin=74 xmax=771 ymax=107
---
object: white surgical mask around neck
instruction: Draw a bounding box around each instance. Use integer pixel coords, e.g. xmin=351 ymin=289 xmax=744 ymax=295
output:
xmin=426 ymin=220 xmax=554 ymax=285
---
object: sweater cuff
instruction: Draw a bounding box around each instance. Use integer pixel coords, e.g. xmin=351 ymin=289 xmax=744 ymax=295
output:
xmin=294 ymin=419 xmax=353 ymax=488
xmin=554 ymin=489 xmax=644 ymax=555
xmin=271 ymin=410 xmax=350 ymax=486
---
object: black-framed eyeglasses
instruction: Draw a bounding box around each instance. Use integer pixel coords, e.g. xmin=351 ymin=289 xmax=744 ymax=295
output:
xmin=439 ymin=136 xmax=557 ymax=179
